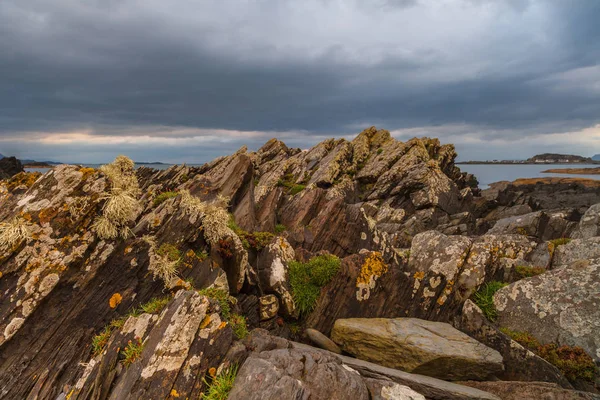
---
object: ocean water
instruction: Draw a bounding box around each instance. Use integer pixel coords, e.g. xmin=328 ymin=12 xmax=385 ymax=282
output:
xmin=25 ymin=163 xmax=600 ymax=190
xmin=458 ymin=164 xmax=600 ymax=189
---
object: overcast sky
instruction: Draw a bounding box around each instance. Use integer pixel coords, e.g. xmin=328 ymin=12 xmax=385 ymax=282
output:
xmin=1 ymin=0 xmax=599 ymax=163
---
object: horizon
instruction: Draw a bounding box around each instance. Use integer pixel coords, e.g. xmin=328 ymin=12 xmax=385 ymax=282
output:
xmin=1 ymin=1 xmax=599 ymax=163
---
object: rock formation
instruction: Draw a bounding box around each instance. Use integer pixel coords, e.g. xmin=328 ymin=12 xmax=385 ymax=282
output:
xmin=0 ymin=127 xmax=599 ymax=399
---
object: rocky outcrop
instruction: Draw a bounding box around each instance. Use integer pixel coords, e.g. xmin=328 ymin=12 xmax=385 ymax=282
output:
xmin=330 ymin=318 xmax=503 ymax=381
xmin=573 ymin=203 xmax=600 ymax=239
xmin=494 ymin=261 xmax=600 ymax=362
xmin=0 ymin=156 xmax=24 ymax=180
xmin=461 ymin=381 xmax=600 ymax=400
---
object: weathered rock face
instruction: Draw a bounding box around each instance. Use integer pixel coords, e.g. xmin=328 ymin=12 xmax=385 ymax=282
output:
xmin=494 ymin=261 xmax=600 ymax=362
xmin=573 ymin=204 xmax=600 ymax=239
xmin=331 ymin=318 xmax=504 ymax=381
xmin=0 ymin=156 xmax=24 ymax=180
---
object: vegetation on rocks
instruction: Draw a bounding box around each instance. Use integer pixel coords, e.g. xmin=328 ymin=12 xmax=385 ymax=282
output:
xmin=6 ymin=171 xmax=41 ymax=191
xmin=140 ymin=296 xmax=171 ymax=314
xmin=289 ymin=254 xmax=341 ymax=316
xmin=501 ymin=328 xmax=598 ymax=382
xmin=472 ymin=281 xmax=508 ymax=322
xmin=144 ymin=236 xmax=181 ymax=286
xmin=121 ymin=337 xmax=144 ymax=367
xmin=230 ymin=314 xmax=248 ymax=339
xmin=277 ymin=173 xmax=306 ymax=195
xmin=0 ymin=217 xmax=30 ymax=253
xmin=198 ymin=287 xmax=231 ymax=320
xmin=202 ymin=365 xmax=238 ymax=400
xmin=153 ymin=191 xmax=178 ymax=207
xmin=91 ymin=326 xmax=112 ymax=357
xmin=228 ymin=215 xmax=275 ymax=250
xmin=514 ymin=265 xmax=546 ymax=279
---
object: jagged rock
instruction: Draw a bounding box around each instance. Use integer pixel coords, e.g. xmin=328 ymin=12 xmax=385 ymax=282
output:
xmin=256 ymin=236 xmax=295 ymax=315
xmin=330 ymin=318 xmax=503 ymax=381
xmin=573 ymin=203 xmax=600 ymax=239
xmin=460 ymin=381 xmax=600 ymax=400
xmin=454 ymin=300 xmax=572 ymax=387
xmin=305 ymin=328 xmax=342 ymax=354
xmin=0 ymin=156 xmax=24 ymax=180
xmin=228 ymin=346 xmax=371 ymax=400
xmin=494 ymin=260 xmax=600 ymax=362
xmin=259 ymin=294 xmax=279 ymax=321
xmin=552 ymin=237 xmax=600 ymax=268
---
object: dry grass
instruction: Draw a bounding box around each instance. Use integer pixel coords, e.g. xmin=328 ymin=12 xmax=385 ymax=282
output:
xmin=0 ymin=217 xmax=31 ymax=253
xmin=143 ymin=235 xmax=180 ymax=287
xmin=180 ymin=190 xmax=232 ymax=245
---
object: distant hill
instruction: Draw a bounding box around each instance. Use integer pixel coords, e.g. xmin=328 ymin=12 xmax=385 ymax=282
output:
xmin=0 ymin=153 xmax=5 ymax=159
xmin=593 ymin=154 xmax=600 ymax=161
xmin=527 ymin=153 xmax=594 ymax=163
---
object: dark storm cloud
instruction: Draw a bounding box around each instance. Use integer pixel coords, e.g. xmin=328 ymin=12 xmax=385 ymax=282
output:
xmin=0 ymin=0 xmax=599 ymax=162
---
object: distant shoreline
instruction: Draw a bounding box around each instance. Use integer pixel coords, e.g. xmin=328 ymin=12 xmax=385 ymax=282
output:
xmin=457 ymin=161 xmax=600 ymax=165
xmin=541 ymin=167 xmax=600 ymax=175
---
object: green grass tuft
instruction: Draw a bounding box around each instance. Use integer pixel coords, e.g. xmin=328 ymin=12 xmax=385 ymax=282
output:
xmin=230 ymin=314 xmax=248 ymax=340
xmin=153 ymin=191 xmax=179 ymax=207
xmin=91 ymin=326 xmax=112 ymax=357
xmin=274 ymin=224 xmax=287 ymax=234
xmin=289 ymin=254 xmax=341 ymax=316
xmin=515 ymin=265 xmax=546 ymax=279
xmin=198 ymin=287 xmax=231 ymax=320
xmin=472 ymin=281 xmax=508 ymax=322
xmin=139 ymin=296 xmax=171 ymax=314
xmin=549 ymin=238 xmax=571 ymax=247
xmin=202 ymin=365 xmax=238 ymax=400
xmin=121 ymin=337 xmax=144 ymax=367
xmin=156 ymin=243 xmax=181 ymax=262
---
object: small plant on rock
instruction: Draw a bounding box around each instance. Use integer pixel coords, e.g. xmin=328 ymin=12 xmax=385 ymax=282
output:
xmin=153 ymin=191 xmax=178 ymax=207
xmin=143 ymin=236 xmax=181 ymax=287
xmin=91 ymin=326 xmax=113 ymax=357
xmin=121 ymin=337 xmax=144 ymax=367
xmin=198 ymin=287 xmax=231 ymax=320
xmin=289 ymin=254 xmax=341 ymax=316
xmin=230 ymin=313 xmax=248 ymax=340
xmin=0 ymin=217 xmax=31 ymax=253
xmin=274 ymin=224 xmax=287 ymax=234
xmin=514 ymin=265 xmax=546 ymax=279
xmin=140 ymin=296 xmax=171 ymax=314
xmin=202 ymin=365 xmax=238 ymax=400
xmin=472 ymin=281 xmax=508 ymax=322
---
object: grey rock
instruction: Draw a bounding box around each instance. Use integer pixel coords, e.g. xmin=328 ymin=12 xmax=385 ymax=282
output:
xmin=494 ymin=261 xmax=600 ymax=362
xmin=553 ymin=237 xmax=600 ymax=268
xmin=573 ymin=203 xmax=600 ymax=239
xmin=363 ymin=378 xmax=426 ymax=400
xmin=259 ymin=294 xmax=279 ymax=321
xmin=487 ymin=211 xmax=548 ymax=237
xmin=305 ymin=328 xmax=342 ymax=354
xmin=330 ymin=318 xmax=504 ymax=381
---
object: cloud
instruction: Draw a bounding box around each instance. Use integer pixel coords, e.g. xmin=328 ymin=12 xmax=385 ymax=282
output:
xmin=0 ymin=0 xmax=599 ymax=162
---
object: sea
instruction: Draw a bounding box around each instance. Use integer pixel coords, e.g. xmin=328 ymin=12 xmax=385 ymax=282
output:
xmin=25 ymin=163 xmax=600 ymax=190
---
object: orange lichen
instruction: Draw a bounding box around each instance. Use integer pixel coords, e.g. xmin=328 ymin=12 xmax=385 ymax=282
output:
xmin=109 ymin=293 xmax=123 ymax=309
xmin=208 ymin=367 xmax=217 ymax=377
xmin=413 ymin=271 xmax=425 ymax=280
xmin=170 ymin=389 xmax=180 ymax=398
xmin=6 ymin=172 xmax=41 ymax=191
xmin=218 ymin=321 xmax=227 ymax=330
xmin=200 ymin=315 xmax=212 ymax=329
xmin=79 ymin=167 xmax=96 ymax=181
xmin=38 ymin=207 xmax=59 ymax=224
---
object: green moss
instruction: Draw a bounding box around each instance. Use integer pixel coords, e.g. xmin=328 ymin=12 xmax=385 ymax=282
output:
xmin=501 ymin=328 xmax=598 ymax=382
xmin=289 ymin=254 xmax=341 ymax=316
xmin=230 ymin=313 xmax=248 ymax=340
xmin=274 ymin=224 xmax=287 ymax=234
xmin=121 ymin=337 xmax=144 ymax=367
xmin=472 ymin=281 xmax=508 ymax=322
xmin=277 ymin=173 xmax=306 ymax=195
xmin=515 ymin=265 xmax=546 ymax=279
xmin=228 ymin=216 xmax=275 ymax=251
xmin=139 ymin=296 xmax=170 ymax=314
xmin=195 ymin=248 xmax=208 ymax=261
xmin=289 ymin=184 xmax=306 ymax=195
xmin=202 ymin=365 xmax=238 ymax=400
xmin=198 ymin=287 xmax=231 ymax=320
xmin=153 ymin=191 xmax=178 ymax=207
xmin=377 ymin=148 xmax=383 ymax=155
xmin=156 ymin=243 xmax=181 ymax=262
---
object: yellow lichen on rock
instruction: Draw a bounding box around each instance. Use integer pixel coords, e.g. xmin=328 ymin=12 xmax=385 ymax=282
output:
xmin=356 ymin=252 xmax=388 ymax=302
xmin=109 ymin=293 xmax=123 ymax=309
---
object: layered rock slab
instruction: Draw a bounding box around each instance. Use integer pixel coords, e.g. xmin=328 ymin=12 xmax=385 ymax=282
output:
xmin=330 ymin=318 xmax=503 ymax=381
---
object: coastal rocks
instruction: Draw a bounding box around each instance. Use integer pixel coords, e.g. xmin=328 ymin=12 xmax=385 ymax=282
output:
xmin=228 ymin=347 xmax=371 ymax=400
xmin=259 ymin=294 xmax=279 ymax=321
xmin=330 ymin=318 xmax=504 ymax=381
xmin=494 ymin=261 xmax=600 ymax=362
xmin=305 ymin=328 xmax=342 ymax=354
xmin=256 ymin=236 xmax=295 ymax=315
xmin=460 ymin=381 xmax=600 ymax=400
xmin=0 ymin=157 xmax=24 ymax=180
xmin=573 ymin=203 xmax=600 ymax=239
xmin=552 ymin=237 xmax=600 ymax=268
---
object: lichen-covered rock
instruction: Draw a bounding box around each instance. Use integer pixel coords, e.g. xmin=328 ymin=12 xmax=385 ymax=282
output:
xmin=331 ymin=318 xmax=504 ymax=381
xmin=494 ymin=261 xmax=600 ymax=362
xmin=573 ymin=203 xmax=600 ymax=239
xmin=552 ymin=237 xmax=600 ymax=268
xmin=259 ymin=294 xmax=279 ymax=321
xmin=256 ymin=236 xmax=295 ymax=315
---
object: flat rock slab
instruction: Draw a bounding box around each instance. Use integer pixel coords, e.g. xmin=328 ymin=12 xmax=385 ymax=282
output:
xmin=331 ymin=318 xmax=503 ymax=381
xmin=460 ymin=381 xmax=600 ymax=400
xmin=305 ymin=328 xmax=342 ymax=354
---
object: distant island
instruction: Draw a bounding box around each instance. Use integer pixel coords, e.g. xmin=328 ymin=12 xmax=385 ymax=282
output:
xmin=542 ymin=167 xmax=600 ymax=175
xmin=458 ymin=153 xmax=598 ymax=165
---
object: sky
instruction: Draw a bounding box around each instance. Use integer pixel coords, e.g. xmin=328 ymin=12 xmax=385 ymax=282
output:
xmin=1 ymin=0 xmax=599 ymax=163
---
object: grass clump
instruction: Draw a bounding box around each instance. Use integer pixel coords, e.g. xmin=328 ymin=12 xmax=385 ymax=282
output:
xmin=501 ymin=328 xmax=598 ymax=382
xmin=274 ymin=224 xmax=287 ymax=234
xmin=93 ymin=155 xmax=141 ymax=240
xmin=228 ymin=215 xmax=275 ymax=251
xmin=277 ymin=173 xmax=306 ymax=195
xmin=198 ymin=287 xmax=231 ymax=320
xmin=550 ymin=238 xmax=571 ymax=247
xmin=121 ymin=337 xmax=144 ymax=367
xmin=230 ymin=314 xmax=248 ymax=340
xmin=153 ymin=191 xmax=178 ymax=207
xmin=91 ymin=326 xmax=113 ymax=357
xmin=0 ymin=217 xmax=31 ymax=253
xmin=143 ymin=236 xmax=181 ymax=287
xmin=156 ymin=243 xmax=181 ymax=262
xmin=515 ymin=265 xmax=546 ymax=279
xmin=472 ymin=281 xmax=508 ymax=322
xmin=139 ymin=296 xmax=171 ymax=314
xmin=202 ymin=365 xmax=238 ymax=400
xmin=289 ymin=254 xmax=341 ymax=316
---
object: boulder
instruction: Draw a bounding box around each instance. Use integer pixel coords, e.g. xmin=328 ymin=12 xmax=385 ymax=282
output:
xmin=494 ymin=261 xmax=600 ymax=362
xmin=259 ymin=294 xmax=279 ymax=321
xmin=363 ymin=378 xmax=426 ymax=400
xmin=460 ymin=381 xmax=600 ymax=400
xmin=256 ymin=236 xmax=296 ymax=315
xmin=487 ymin=211 xmax=548 ymax=237
xmin=227 ymin=347 xmax=371 ymax=400
xmin=305 ymin=328 xmax=342 ymax=354
xmin=330 ymin=318 xmax=503 ymax=381
xmin=573 ymin=204 xmax=600 ymax=239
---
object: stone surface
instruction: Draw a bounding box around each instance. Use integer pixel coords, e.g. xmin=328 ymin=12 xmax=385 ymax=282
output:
xmin=553 ymin=237 xmax=600 ymax=268
xmin=573 ymin=203 xmax=600 ymax=239
xmin=256 ymin=236 xmax=296 ymax=315
xmin=363 ymin=378 xmax=426 ymax=400
xmin=494 ymin=261 xmax=600 ymax=362
xmin=331 ymin=318 xmax=503 ymax=381
xmin=259 ymin=294 xmax=279 ymax=321
xmin=305 ymin=328 xmax=342 ymax=354
xmin=461 ymin=381 xmax=600 ymax=400
xmin=0 ymin=156 xmax=24 ymax=180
